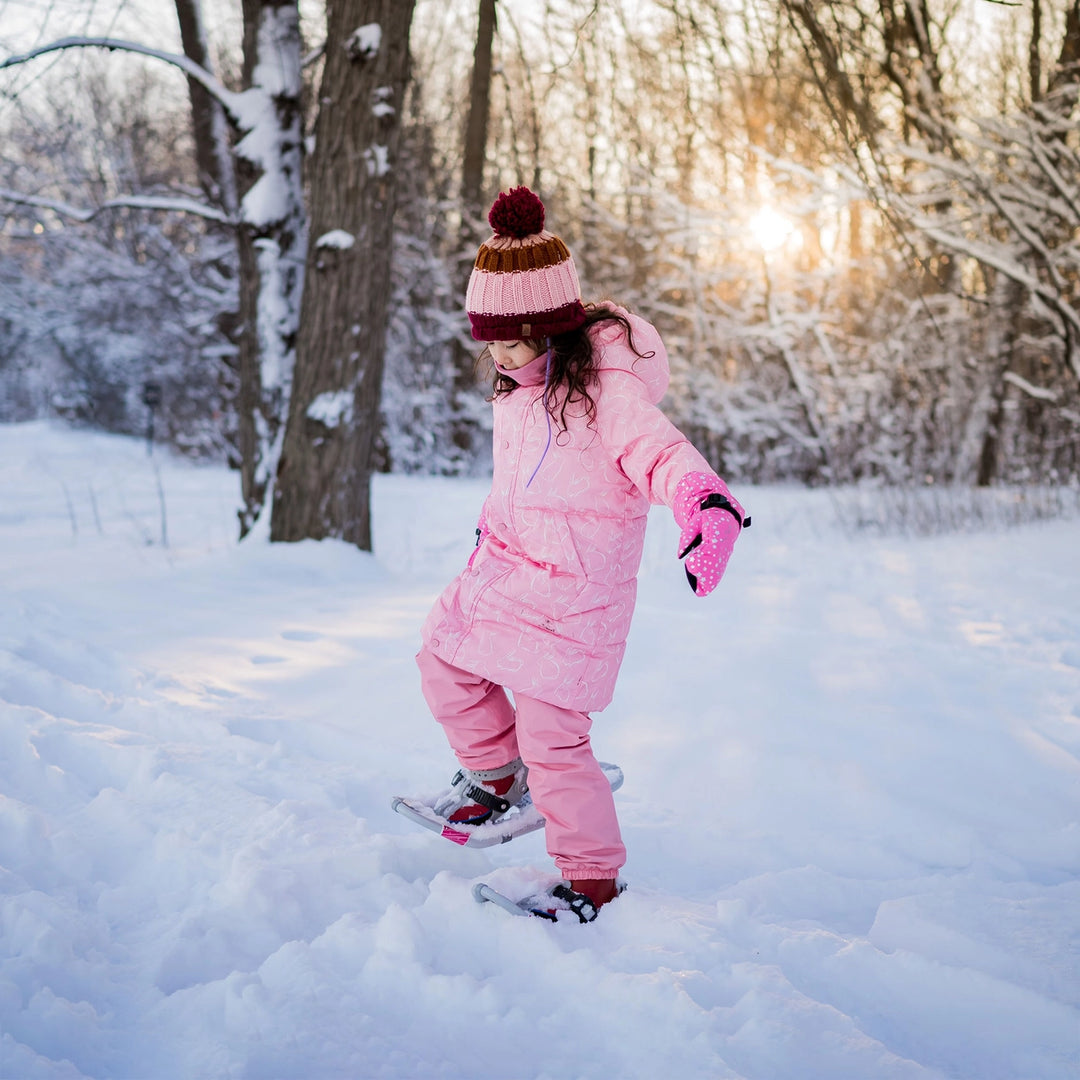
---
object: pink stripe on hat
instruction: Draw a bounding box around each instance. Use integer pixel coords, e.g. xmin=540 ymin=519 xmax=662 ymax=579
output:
xmin=466 ymin=259 xmax=583 ymax=318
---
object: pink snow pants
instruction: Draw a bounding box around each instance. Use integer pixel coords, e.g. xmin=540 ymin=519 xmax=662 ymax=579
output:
xmin=416 ymin=647 xmax=625 ymax=880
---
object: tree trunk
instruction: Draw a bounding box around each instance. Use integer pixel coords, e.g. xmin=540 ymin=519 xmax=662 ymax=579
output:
xmin=1031 ymin=0 xmax=1043 ymax=103
xmin=1046 ymin=0 xmax=1080 ymax=117
xmin=461 ymin=0 xmax=497 ymax=217
xmin=976 ymin=278 xmax=1026 ymax=486
xmin=234 ymin=0 xmax=306 ymax=537
xmin=447 ymin=0 xmax=499 ymax=462
xmin=271 ymin=0 xmax=417 ymax=549
xmin=173 ymin=0 xmax=237 ymax=213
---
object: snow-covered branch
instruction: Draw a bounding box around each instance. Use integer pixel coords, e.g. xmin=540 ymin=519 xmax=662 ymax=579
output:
xmin=0 ymin=37 xmax=247 ymax=127
xmin=917 ymin=216 xmax=1080 ymax=336
xmin=0 ymin=187 xmax=234 ymax=225
xmin=1002 ymin=371 xmax=1060 ymax=402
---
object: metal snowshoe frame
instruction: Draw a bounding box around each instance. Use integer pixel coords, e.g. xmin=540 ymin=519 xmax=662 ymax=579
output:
xmin=391 ymin=762 xmax=623 ymax=849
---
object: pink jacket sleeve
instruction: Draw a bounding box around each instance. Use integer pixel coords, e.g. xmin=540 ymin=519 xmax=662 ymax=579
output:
xmin=595 ymin=366 xmax=718 ymax=509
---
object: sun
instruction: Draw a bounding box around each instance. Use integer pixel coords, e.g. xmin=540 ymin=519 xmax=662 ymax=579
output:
xmin=749 ymin=207 xmax=797 ymax=253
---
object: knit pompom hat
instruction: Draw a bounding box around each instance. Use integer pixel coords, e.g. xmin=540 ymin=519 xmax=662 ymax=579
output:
xmin=466 ymin=186 xmax=587 ymax=341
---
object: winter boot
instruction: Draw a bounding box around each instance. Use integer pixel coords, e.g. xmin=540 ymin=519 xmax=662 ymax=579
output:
xmin=569 ymin=877 xmax=621 ymax=911
xmin=432 ymin=758 xmax=529 ymax=826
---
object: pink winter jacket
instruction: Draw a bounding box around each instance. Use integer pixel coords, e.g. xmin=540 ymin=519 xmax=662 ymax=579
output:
xmin=421 ymin=310 xmax=721 ymax=712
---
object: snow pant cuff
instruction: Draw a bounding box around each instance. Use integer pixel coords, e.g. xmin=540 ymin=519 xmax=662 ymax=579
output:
xmin=554 ymin=864 xmax=622 ymax=880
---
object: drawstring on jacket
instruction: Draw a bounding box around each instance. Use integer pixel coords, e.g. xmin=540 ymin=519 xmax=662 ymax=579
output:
xmin=493 ymin=342 xmax=555 ymax=490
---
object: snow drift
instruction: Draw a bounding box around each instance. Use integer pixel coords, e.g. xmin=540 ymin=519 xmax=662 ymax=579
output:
xmin=1 ymin=421 xmax=1078 ymax=1079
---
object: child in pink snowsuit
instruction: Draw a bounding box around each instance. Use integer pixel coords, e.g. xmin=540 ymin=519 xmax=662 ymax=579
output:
xmin=416 ymin=187 xmax=747 ymax=915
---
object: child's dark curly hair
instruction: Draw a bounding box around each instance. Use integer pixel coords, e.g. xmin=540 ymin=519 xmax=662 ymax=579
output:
xmin=483 ymin=304 xmax=646 ymax=430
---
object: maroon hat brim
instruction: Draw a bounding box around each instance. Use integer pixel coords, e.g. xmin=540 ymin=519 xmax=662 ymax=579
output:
xmin=469 ymin=301 xmax=588 ymax=342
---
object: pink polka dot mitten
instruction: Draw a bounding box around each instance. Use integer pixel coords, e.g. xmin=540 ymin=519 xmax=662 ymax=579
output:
xmin=673 ymin=471 xmax=749 ymax=597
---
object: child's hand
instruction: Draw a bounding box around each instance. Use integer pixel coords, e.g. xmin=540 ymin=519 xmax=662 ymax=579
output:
xmin=674 ymin=473 xmax=748 ymax=597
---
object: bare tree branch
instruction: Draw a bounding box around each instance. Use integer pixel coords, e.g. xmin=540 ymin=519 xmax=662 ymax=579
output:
xmin=0 ymin=36 xmax=245 ymax=125
xmin=0 ymin=186 xmax=234 ymax=224
xmin=1003 ymin=370 xmax=1059 ymax=401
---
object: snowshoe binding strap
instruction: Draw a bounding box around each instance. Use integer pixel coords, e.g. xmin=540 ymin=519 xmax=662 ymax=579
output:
xmin=549 ymin=883 xmax=599 ymax=923
xmin=456 ymin=778 xmax=514 ymax=816
xmin=432 ymin=758 xmax=529 ymax=825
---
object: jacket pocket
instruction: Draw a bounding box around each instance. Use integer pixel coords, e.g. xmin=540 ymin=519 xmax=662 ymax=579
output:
xmin=510 ymin=506 xmax=585 ymax=579
xmin=488 ymin=559 xmax=586 ymax=631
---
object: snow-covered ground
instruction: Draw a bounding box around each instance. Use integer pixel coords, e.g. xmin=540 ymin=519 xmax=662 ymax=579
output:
xmin=1 ymin=420 xmax=1078 ymax=1080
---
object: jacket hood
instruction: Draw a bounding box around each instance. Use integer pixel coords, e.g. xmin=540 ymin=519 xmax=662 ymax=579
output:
xmin=589 ymin=307 xmax=669 ymax=404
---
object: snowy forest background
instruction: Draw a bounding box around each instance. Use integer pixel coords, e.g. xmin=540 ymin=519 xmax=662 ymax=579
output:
xmin=3 ymin=0 xmax=1080 ymax=541
xmin=3 ymin=8 xmax=1080 ymax=1075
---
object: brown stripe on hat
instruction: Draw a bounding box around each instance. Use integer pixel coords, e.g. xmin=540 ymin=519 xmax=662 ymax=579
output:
xmin=473 ymin=235 xmax=573 ymax=275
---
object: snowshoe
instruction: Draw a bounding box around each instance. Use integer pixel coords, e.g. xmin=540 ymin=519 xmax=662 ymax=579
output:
xmin=473 ymin=877 xmax=626 ymax=923
xmin=391 ymin=761 xmax=623 ymax=849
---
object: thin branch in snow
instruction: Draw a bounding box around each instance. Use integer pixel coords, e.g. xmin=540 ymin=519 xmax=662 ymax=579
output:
xmin=1002 ymin=371 xmax=1060 ymax=402
xmin=0 ymin=187 xmax=234 ymax=225
xmin=908 ymin=214 xmax=1080 ymax=330
xmin=102 ymin=194 xmax=233 ymax=224
xmin=0 ymin=37 xmax=245 ymax=126
xmin=1027 ymin=135 xmax=1080 ymax=223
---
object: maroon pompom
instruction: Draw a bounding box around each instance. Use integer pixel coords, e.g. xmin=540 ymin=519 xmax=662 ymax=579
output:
xmin=488 ymin=186 xmax=546 ymax=239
